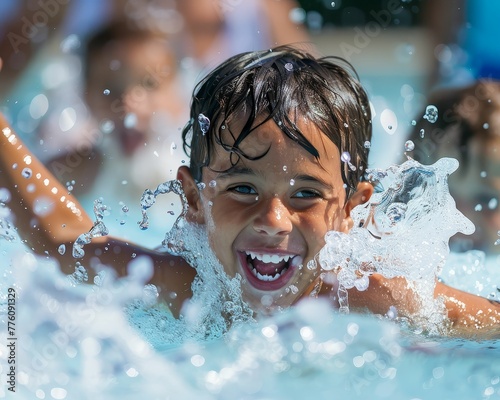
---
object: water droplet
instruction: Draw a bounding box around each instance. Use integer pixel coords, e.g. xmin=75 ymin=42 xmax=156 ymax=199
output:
xmin=423 ymin=105 xmax=438 ymax=123
xmin=124 ymin=113 xmax=138 ymax=129
xmin=209 ymin=180 xmax=217 ymax=188
xmin=488 ymin=198 xmax=498 ymax=210
xmin=34 ymin=196 xmax=55 ymax=216
xmin=100 ymin=119 xmax=114 ymax=134
xmin=475 ymin=204 xmax=483 ymax=212
xmin=142 ymin=284 xmax=159 ymax=307
xmin=60 ymin=34 xmax=80 ymax=53
xmin=284 ymin=62 xmax=293 ymax=72
xmin=306 ymin=259 xmax=317 ymax=270
xmin=483 ymin=123 xmax=489 ymax=129
xmin=411 ymin=120 xmax=416 ymax=126
xmin=27 ymin=183 xmax=36 ymax=193
xmin=341 ymin=151 xmax=356 ymax=171
xmin=419 ymin=128 xmax=425 ymax=138
xmin=344 ymin=122 xmax=349 ymax=128
xmin=480 ymin=171 xmax=487 ymax=178
xmin=364 ymin=141 xmax=371 ymax=149
xmin=341 ymin=152 xmax=351 ymax=163
xmin=380 ymin=108 xmax=398 ymax=134
xmin=170 ymin=142 xmax=177 ymax=155
xmin=103 ymin=89 xmax=110 ymax=96
xmin=121 ymin=205 xmax=129 ymax=213
xmin=198 ymin=113 xmax=210 ymax=135
xmin=22 ymin=168 xmax=32 ymax=178
xmin=404 ymin=140 xmax=415 ymax=152
xmin=68 ymin=263 xmax=88 ymax=286
xmin=289 ymin=179 xmax=295 ymax=186
xmin=58 ymin=244 xmax=66 ymax=255
xmin=283 ymin=165 xmax=288 ymax=172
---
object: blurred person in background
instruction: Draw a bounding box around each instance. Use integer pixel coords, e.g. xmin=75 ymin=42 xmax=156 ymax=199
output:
xmin=423 ymin=0 xmax=500 ymax=89
xmin=0 ymin=0 xmax=312 ymax=248
xmin=171 ymin=0 xmax=312 ymax=86
xmin=42 ymin=19 xmax=189 ymax=246
xmin=408 ymin=80 xmax=500 ymax=257
xmin=412 ymin=0 xmax=500 ymax=256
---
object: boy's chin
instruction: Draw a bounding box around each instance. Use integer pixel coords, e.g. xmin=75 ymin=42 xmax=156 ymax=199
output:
xmin=241 ymin=286 xmax=301 ymax=315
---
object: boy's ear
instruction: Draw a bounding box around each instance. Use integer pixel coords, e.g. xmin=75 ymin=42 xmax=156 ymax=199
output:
xmin=340 ymin=181 xmax=373 ymax=233
xmin=177 ymin=166 xmax=205 ymax=224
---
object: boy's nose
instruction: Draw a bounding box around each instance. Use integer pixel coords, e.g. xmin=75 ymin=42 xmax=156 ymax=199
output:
xmin=253 ymin=196 xmax=293 ymax=236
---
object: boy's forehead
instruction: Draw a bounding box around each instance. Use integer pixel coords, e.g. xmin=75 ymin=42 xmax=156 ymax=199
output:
xmin=208 ymin=118 xmax=342 ymax=174
xmin=219 ymin=116 xmax=336 ymax=153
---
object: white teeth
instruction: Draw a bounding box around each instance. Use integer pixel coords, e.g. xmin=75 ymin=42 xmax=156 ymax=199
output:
xmin=245 ymin=251 xmax=295 ymax=265
xmin=245 ymin=251 xmax=299 ymax=282
xmin=251 ymin=267 xmax=282 ymax=282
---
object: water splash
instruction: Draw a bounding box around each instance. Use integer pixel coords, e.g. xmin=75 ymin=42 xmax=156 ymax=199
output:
xmin=341 ymin=151 xmax=356 ymax=171
xmin=318 ymin=157 xmax=474 ymax=334
xmin=72 ymin=199 xmax=110 ymax=258
xmin=1 ymin=163 xmax=500 ymax=399
xmin=126 ymin=222 xmax=255 ymax=347
xmin=198 ymin=113 xmax=210 ymax=135
xmin=137 ymin=180 xmax=187 ymax=241
xmin=423 ymin=105 xmax=438 ymax=123
xmin=133 ymin=179 xmax=254 ymax=344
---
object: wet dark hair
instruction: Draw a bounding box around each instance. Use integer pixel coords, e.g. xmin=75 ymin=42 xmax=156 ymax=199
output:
xmin=181 ymin=45 xmax=372 ymax=198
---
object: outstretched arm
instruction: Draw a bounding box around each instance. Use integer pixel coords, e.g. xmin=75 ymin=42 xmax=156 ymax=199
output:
xmin=347 ymin=274 xmax=500 ymax=339
xmin=0 ymin=112 xmax=94 ymax=252
xmin=310 ymin=272 xmax=500 ymax=339
xmin=0 ymin=113 xmax=196 ymax=315
xmin=435 ymin=280 xmax=500 ymax=339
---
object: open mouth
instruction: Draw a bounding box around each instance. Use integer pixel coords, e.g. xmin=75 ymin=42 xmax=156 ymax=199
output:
xmin=238 ymin=250 xmax=303 ymax=290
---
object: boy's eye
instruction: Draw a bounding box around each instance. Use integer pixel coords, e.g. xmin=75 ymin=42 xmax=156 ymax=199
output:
xmin=293 ymin=189 xmax=321 ymax=199
xmin=229 ymin=185 xmax=257 ymax=195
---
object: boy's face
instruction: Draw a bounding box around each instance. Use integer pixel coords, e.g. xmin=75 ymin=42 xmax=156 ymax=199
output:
xmin=181 ymin=117 xmax=365 ymax=313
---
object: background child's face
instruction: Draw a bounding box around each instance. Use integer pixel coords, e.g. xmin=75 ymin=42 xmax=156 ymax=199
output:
xmin=86 ymin=36 xmax=182 ymax=155
xmin=195 ymin=117 xmax=351 ymax=313
xmin=447 ymin=136 xmax=500 ymax=254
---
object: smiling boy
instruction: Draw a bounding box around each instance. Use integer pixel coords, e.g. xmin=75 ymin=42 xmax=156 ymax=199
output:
xmin=0 ymin=47 xmax=499 ymax=338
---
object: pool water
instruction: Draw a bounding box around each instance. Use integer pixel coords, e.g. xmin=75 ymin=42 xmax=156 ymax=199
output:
xmin=1 ymin=158 xmax=500 ymax=399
